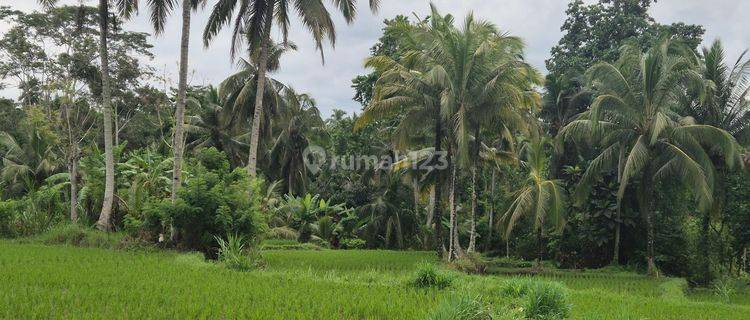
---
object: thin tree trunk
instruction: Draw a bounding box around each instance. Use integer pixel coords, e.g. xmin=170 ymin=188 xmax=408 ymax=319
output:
xmin=485 ymin=168 xmax=495 ymax=252
xmin=536 ymin=226 xmax=544 ymax=269
xmin=413 ymin=175 xmax=420 ymax=220
xmin=246 ymin=3 xmax=274 ymax=177
xmin=69 ymin=149 xmax=79 ymax=224
xmin=701 ymin=210 xmax=711 ymax=284
xmin=639 ymin=183 xmax=657 ymax=277
xmin=62 ymin=89 xmax=79 ymax=224
xmin=448 ymin=163 xmax=463 ymax=260
xmin=468 ymin=165 xmax=478 ymax=253
xmin=468 ymin=126 xmax=481 ymax=253
xmin=612 ymin=207 xmax=621 ymax=265
xmin=171 ymin=0 xmax=191 ymax=202
xmin=96 ymin=0 xmax=115 ymax=231
xmin=433 ymin=115 xmax=443 ymax=257
xmin=425 ymin=187 xmax=435 ymax=250
xmin=448 ymin=163 xmax=455 ymax=260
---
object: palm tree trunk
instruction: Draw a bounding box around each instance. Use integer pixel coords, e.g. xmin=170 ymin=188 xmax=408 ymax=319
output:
xmin=612 ymin=207 xmax=621 ymax=265
xmin=96 ymin=0 xmax=115 ymax=231
xmin=638 ymin=183 xmax=657 ymax=276
xmin=700 ymin=210 xmax=711 ymax=284
xmin=62 ymin=90 xmax=79 ymax=224
xmin=246 ymin=3 xmax=274 ymax=177
xmin=425 ymin=187 xmax=435 ymax=250
xmin=468 ymin=126 xmax=481 ymax=253
xmin=448 ymin=162 xmax=463 ymax=260
xmin=69 ymin=151 xmax=79 ymax=224
xmin=468 ymin=165 xmax=478 ymax=253
xmin=536 ymin=227 xmax=544 ymax=269
xmin=171 ymin=0 xmax=192 ymax=203
xmin=433 ymin=115 xmax=444 ymax=257
xmin=485 ymin=168 xmax=495 ymax=252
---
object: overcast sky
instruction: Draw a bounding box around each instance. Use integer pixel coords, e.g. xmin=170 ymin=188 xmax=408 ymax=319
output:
xmin=1 ymin=0 xmax=748 ymax=116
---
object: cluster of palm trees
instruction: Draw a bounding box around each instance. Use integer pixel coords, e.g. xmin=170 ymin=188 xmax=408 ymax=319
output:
xmin=357 ymin=5 xmax=542 ymax=260
xmin=38 ymin=0 xmax=380 ymax=231
xmin=357 ymin=5 xmax=749 ymax=274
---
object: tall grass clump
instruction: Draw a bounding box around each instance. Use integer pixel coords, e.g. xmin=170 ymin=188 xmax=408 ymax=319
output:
xmin=428 ymin=294 xmax=492 ymax=320
xmin=411 ymin=262 xmax=455 ymax=289
xmin=23 ymin=223 xmax=130 ymax=249
xmin=523 ymin=281 xmax=572 ymax=319
xmin=216 ymin=234 xmax=262 ymax=271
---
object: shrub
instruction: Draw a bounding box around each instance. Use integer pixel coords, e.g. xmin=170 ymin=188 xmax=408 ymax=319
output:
xmin=428 ymin=294 xmax=492 ymax=320
xmin=522 ymin=282 xmax=571 ymax=319
xmin=340 ymin=238 xmax=366 ymax=250
xmin=0 ymin=200 xmax=20 ymax=237
xmin=411 ymin=262 xmax=454 ymax=289
xmin=216 ymin=234 xmax=263 ymax=271
xmin=146 ymin=148 xmax=267 ymax=255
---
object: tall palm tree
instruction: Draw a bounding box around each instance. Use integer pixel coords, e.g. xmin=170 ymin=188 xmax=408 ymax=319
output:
xmin=356 ymin=35 xmax=448 ymax=256
xmin=560 ymin=37 xmax=741 ymax=276
xmin=681 ymin=39 xmax=750 ymax=283
xmin=268 ymin=90 xmax=325 ymax=195
xmin=501 ymin=130 xmax=566 ymax=268
xmin=203 ymin=0 xmax=380 ymax=177
xmin=170 ymin=0 xmax=208 ymax=207
xmin=218 ymin=44 xmax=291 ymax=166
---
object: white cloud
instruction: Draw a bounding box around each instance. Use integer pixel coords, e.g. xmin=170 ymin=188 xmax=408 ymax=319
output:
xmin=1 ymin=0 xmax=748 ymax=116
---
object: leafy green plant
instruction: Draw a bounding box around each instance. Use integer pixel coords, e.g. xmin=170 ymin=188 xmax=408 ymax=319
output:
xmin=215 ymin=234 xmax=262 ymax=271
xmin=713 ymin=276 xmax=738 ymax=303
xmin=411 ymin=262 xmax=454 ymax=289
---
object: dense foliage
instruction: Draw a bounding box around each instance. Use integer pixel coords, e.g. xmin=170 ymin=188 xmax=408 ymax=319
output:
xmin=0 ymin=4 xmax=749 ymax=316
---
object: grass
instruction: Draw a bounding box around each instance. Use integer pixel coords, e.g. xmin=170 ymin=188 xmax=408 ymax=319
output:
xmin=1 ymin=241 xmax=749 ymax=319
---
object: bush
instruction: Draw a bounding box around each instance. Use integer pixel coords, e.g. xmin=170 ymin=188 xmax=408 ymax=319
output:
xmin=145 ymin=148 xmax=267 ymax=256
xmin=0 ymin=185 xmax=67 ymax=238
xmin=411 ymin=262 xmax=454 ymax=289
xmin=428 ymin=294 xmax=492 ymax=320
xmin=216 ymin=234 xmax=263 ymax=271
xmin=522 ymin=282 xmax=571 ymax=319
xmin=340 ymin=238 xmax=366 ymax=250
xmin=0 ymin=200 xmax=20 ymax=237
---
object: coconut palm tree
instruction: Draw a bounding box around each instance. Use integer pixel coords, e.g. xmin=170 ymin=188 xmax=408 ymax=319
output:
xmin=0 ymin=129 xmax=60 ymax=197
xmin=501 ymin=130 xmax=566 ymax=269
xmin=218 ymin=44 xmax=291 ymax=166
xmin=184 ymin=87 xmax=248 ymax=166
xmin=680 ymin=39 xmax=750 ymax=283
xmin=559 ymin=37 xmax=741 ymax=276
xmin=203 ymin=0 xmax=380 ymax=177
xmin=268 ymin=90 xmax=326 ymax=195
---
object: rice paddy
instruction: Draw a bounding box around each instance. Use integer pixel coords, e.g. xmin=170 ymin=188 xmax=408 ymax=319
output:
xmin=0 ymin=242 xmax=748 ymax=319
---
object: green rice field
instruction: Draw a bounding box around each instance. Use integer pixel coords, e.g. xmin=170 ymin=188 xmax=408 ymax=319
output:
xmin=0 ymin=242 xmax=748 ymax=319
